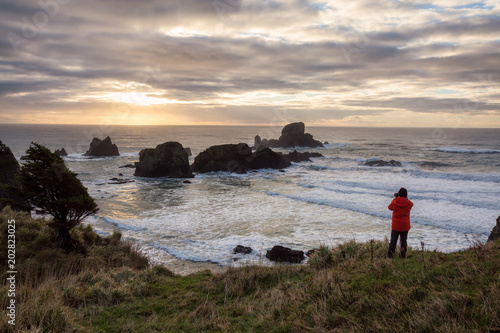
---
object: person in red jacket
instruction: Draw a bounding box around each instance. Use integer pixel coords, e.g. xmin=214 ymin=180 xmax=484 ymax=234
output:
xmin=388 ymin=187 xmax=413 ymax=258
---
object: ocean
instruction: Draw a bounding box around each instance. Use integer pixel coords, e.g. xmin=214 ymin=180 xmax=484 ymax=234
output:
xmin=1 ymin=124 xmax=499 ymax=274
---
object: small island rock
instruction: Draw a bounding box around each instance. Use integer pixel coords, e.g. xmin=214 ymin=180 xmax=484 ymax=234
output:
xmin=284 ymin=150 xmax=323 ymax=163
xmin=255 ymin=122 xmax=323 ymax=149
xmin=266 ymin=245 xmax=305 ymax=263
xmin=364 ymin=159 xmax=401 ymax=167
xmin=54 ymin=148 xmax=68 ymax=157
xmin=192 ymin=143 xmax=291 ymax=174
xmin=233 ymin=245 xmax=252 ymax=254
xmin=251 ymin=146 xmax=291 ymax=170
xmin=84 ymin=136 xmax=119 ymax=157
xmin=134 ymin=142 xmax=194 ymax=178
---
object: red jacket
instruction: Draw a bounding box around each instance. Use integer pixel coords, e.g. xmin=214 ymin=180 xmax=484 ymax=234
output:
xmin=389 ymin=197 xmax=413 ymax=232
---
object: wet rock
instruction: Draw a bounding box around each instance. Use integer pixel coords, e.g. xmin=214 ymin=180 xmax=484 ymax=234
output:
xmin=183 ymin=180 xmax=192 ymax=184
xmin=233 ymin=245 xmax=252 ymax=254
xmin=108 ymin=178 xmax=134 ymax=184
xmin=192 ymin=143 xmax=291 ymax=174
xmin=134 ymin=141 xmax=194 ymax=178
xmin=84 ymin=136 xmax=120 ymax=157
xmin=192 ymin=143 xmax=252 ymax=174
xmin=364 ymin=159 xmax=401 ymax=167
xmin=54 ymin=148 xmax=68 ymax=157
xmin=250 ymin=146 xmax=291 ymax=170
xmin=255 ymin=122 xmax=323 ymax=149
xmin=266 ymin=245 xmax=305 ymax=263
xmin=284 ymin=150 xmax=323 ymax=163
xmin=487 ymin=216 xmax=500 ymax=242
xmin=306 ymin=249 xmax=319 ymax=257
xmin=119 ymin=164 xmax=136 ymax=168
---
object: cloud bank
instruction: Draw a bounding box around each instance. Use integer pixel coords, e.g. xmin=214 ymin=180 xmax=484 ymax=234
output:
xmin=0 ymin=0 xmax=499 ymax=126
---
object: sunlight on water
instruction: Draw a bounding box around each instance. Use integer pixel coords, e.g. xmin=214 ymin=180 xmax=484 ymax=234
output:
xmin=1 ymin=125 xmax=499 ymax=274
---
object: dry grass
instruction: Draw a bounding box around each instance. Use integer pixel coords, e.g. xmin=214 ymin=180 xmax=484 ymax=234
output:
xmin=1 ymin=206 xmax=499 ymax=332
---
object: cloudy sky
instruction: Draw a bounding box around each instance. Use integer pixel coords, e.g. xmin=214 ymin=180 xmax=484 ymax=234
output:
xmin=1 ymin=0 xmax=499 ymax=127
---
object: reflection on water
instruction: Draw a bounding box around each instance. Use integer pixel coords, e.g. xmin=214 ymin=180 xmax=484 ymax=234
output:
xmin=2 ymin=124 xmax=498 ymax=275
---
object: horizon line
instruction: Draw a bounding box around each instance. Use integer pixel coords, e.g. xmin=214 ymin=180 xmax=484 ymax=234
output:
xmin=1 ymin=123 xmax=499 ymax=129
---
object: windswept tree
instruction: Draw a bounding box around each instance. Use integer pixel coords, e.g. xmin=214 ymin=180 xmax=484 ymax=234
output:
xmin=17 ymin=143 xmax=99 ymax=250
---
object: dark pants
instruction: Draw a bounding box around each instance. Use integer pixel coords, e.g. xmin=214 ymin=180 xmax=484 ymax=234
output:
xmin=388 ymin=230 xmax=408 ymax=258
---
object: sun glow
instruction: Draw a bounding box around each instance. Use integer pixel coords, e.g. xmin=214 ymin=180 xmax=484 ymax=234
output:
xmin=106 ymin=92 xmax=167 ymax=106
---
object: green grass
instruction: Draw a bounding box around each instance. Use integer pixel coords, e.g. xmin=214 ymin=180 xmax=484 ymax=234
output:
xmin=1 ymin=207 xmax=499 ymax=332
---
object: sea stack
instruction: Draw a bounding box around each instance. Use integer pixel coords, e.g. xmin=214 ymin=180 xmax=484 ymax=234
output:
xmin=192 ymin=143 xmax=291 ymax=174
xmin=84 ymin=136 xmax=120 ymax=157
xmin=255 ymin=122 xmax=323 ymax=149
xmin=54 ymin=148 xmax=68 ymax=157
xmin=134 ymin=141 xmax=194 ymax=178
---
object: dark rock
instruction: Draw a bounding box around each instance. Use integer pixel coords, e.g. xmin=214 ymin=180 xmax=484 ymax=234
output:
xmin=255 ymin=122 xmax=323 ymax=149
xmin=266 ymin=245 xmax=305 ymax=263
xmin=280 ymin=122 xmax=323 ymax=148
xmin=258 ymin=138 xmax=280 ymax=148
xmin=192 ymin=143 xmax=291 ymax=174
xmin=324 ymin=141 xmax=329 ymax=145
xmin=0 ymin=141 xmax=21 ymax=210
xmin=279 ymin=169 xmax=286 ymax=172
xmin=306 ymin=249 xmax=319 ymax=257
xmin=282 ymin=122 xmax=305 ymax=137
xmin=134 ymin=142 xmax=194 ymax=178
xmin=118 ymin=173 xmax=123 ymax=176
xmin=487 ymin=216 xmax=500 ymax=242
xmin=254 ymin=135 xmax=261 ymax=147
xmin=192 ymin=143 xmax=252 ymax=174
xmin=364 ymin=159 xmax=402 ymax=167
xmin=184 ymin=147 xmax=192 ymax=156
xmin=251 ymin=146 xmax=291 ymax=170
xmin=284 ymin=150 xmax=324 ymax=163
xmin=119 ymin=164 xmax=136 ymax=168
xmin=84 ymin=136 xmax=120 ymax=157
xmin=183 ymin=180 xmax=192 ymax=184
xmin=233 ymin=245 xmax=252 ymax=254
xmin=54 ymin=148 xmax=68 ymax=157
xmin=108 ymin=178 xmax=134 ymax=185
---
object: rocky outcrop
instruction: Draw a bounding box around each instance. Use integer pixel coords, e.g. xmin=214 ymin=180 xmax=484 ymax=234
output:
xmin=255 ymin=122 xmax=323 ymax=149
xmin=134 ymin=142 xmax=194 ymax=178
xmin=233 ymin=245 xmax=252 ymax=254
xmin=54 ymin=148 xmax=68 ymax=157
xmin=306 ymin=249 xmax=319 ymax=257
xmin=84 ymin=136 xmax=119 ymax=157
xmin=108 ymin=177 xmax=135 ymax=185
xmin=266 ymin=245 xmax=305 ymax=263
xmin=251 ymin=146 xmax=292 ymax=170
xmin=284 ymin=150 xmax=323 ymax=163
xmin=487 ymin=216 xmax=500 ymax=242
xmin=184 ymin=147 xmax=192 ymax=156
xmin=0 ymin=141 xmax=21 ymax=210
xmin=192 ymin=143 xmax=291 ymax=174
xmin=119 ymin=164 xmax=136 ymax=168
xmin=364 ymin=159 xmax=401 ymax=167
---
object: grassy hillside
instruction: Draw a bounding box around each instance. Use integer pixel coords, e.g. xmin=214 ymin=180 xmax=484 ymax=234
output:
xmin=1 ymin=207 xmax=499 ymax=332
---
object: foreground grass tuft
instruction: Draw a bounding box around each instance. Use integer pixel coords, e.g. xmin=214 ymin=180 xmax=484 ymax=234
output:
xmin=1 ymin=207 xmax=499 ymax=332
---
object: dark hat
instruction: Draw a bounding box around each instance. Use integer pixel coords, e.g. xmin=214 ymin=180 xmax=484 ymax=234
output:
xmin=398 ymin=187 xmax=408 ymax=197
